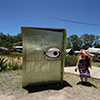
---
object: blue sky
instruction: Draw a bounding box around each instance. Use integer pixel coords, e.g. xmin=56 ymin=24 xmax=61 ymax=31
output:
xmin=0 ymin=0 xmax=100 ymax=37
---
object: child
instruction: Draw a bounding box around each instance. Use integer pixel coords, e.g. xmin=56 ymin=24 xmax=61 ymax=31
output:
xmin=75 ymin=50 xmax=92 ymax=82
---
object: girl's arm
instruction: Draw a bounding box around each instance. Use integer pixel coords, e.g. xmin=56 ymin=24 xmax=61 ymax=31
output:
xmin=76 ymin=56 xmax=80 ymax=68
xmin=88 ymin=57 xmax=92 ymax=69
xmin=75 ymin=56 xmax=80 ymax=71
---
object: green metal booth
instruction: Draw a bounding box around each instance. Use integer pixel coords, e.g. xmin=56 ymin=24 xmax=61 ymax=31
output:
xmin=21 ymin=27 xmax=67 ymax=87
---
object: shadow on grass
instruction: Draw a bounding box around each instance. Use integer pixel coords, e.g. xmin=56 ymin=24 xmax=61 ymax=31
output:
xmin=76 ymin=81 xmax=97 ymax=88
xmin=23 ymin=80 xmax=72 ymax=93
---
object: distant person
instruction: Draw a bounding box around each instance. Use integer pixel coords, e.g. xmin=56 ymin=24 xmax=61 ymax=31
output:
xmin=75 ymin=50 xmax=92 ymax=82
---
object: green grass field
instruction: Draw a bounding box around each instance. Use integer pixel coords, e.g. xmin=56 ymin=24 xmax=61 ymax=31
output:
xmin=92 ymin=61 xmax=100 ymax=67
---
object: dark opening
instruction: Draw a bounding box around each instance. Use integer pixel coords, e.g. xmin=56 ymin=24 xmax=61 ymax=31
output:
xmin=53 ymin=51 xmax=58 ymax=56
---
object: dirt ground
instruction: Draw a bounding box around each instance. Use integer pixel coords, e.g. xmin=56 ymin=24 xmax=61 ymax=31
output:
xmin=0 ymin=70 xmax=100 ymax=100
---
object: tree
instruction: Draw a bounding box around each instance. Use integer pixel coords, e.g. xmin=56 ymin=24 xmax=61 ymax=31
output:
xmin=68 ymin=35 xmax=82 ymax=50
xmin=0 ymin=33 xmax=8 ymax=41
xmin=94 ymin=35 xmax=100 ymax=48
xmin=7 ymin=34 xmax=15 ymax=43
xmin=0 ymin=32 xmax=22 ymax=49
xmin=13 ymin=33 xmax=22 ymax=43
xmin=80 ymin=34 xmax=95 ymax=49
xmin=66 ymin=38 xmax=71 ymax=49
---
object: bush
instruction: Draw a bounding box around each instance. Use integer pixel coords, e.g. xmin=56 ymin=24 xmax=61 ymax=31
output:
xmin=0 ymin=57 xmax=8 ymax=72
xmin=65 ymin=55 xmax=78 ymax=66
xmin=7 ymin=56 xmax=22 ymax=71
xmin=0 ymin=56 xmax=22 ymax=72
xmin=10 ymin=52 xmax=22 ymax=57
xmin=0 ymin=49 xmax=10 ymax=56
xmin=7 ymin=63 xmax=22 ymax=70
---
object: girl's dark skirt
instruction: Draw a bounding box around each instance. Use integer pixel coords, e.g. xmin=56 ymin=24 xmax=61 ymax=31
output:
xmin=79 ymin=68 xmax=91 ymax=77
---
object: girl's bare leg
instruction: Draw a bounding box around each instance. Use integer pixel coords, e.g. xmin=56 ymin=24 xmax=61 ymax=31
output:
xmin=85 ymin=77 xmax=87 ymax=82
xmin=80 ymin=77 xmax=83 ymax=82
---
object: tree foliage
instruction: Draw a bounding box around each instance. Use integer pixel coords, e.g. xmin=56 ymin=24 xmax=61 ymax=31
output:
xmin=80 ymin=34 xmax=95 ymax=49
xmin=67 ymin=34 xmax=100 ymax=50
xmin=68 ymin=35 xmax=82 ymax=50
xmin=0 ymin=32 xmax=22 ymax=49
xmin=0 ymin=32 xmax=100 ymax=51
xmin=94 ymin=35 xmax=100 ymax=48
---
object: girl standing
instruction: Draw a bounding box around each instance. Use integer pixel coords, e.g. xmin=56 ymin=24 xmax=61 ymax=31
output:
xmin=75 ymin=50 xmax=92 ymax=82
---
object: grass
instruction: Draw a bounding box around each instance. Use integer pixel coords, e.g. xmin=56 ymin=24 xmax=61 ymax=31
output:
xmin=0 ymin=70 xmax=100 ymax=100
xmin=0 ymin=56 xmax=22 ymax=72
xmin=64 ymin=72 xmax=100 ymax=90
xmin=0 ymin=70 xmax=22 ymax=92
xmin=91 ymin=61 xmax=100 ymax=67
xmin=0 ymin=70 xmax=100 ymax=92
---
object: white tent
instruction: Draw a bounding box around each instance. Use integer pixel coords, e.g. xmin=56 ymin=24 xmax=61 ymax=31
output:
xmin=87 ymin=48 xmax=100 ymax=54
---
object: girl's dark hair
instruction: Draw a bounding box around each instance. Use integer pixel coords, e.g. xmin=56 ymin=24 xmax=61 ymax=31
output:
xmin=86 ymin=56 xmax=91 ymax=67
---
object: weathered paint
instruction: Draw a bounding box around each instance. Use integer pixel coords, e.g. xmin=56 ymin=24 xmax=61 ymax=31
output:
xmin=21 ymin=27 xmax=67 ymax=87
